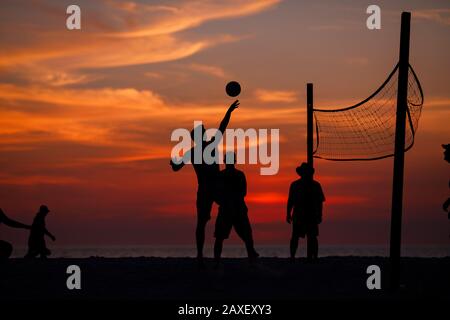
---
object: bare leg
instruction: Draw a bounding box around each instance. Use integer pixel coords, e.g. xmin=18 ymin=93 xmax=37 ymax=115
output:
xmin=312 ymin=236 xmax=319 ymax=259
xmin=196 ymin=219 xmax=208 ymax=259
xmin=195 ymin=193 xmax=213 ymax=262
xmin=234 ymin=224 xmax=258 ymax=259
xmin=24 ymin=246 xmax=37 ymax=259
xmin=39 ymin=247 xmax=51 ymax=259
xmin=244 ymin=239 xmax=257 ymax=258
xmin=214 ymin=238 xmax=224 ymax=267
xmin=290 ymin=236 xmax=298 ymax=261
xmin=307 ymin=235 xmax=318 ymax=260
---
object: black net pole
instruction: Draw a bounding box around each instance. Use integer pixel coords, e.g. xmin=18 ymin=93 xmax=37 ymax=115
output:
xmin=390 ymin=11 xmax=411 ymax=291
xmin=307 ymin=83 xmax=314 ymax=167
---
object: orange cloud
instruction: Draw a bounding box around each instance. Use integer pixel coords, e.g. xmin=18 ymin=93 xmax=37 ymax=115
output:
xmin=414 ymin=9 xmax=450 ymax=26
xmin=0 ymin=84 xmax=164 ymax=111
xmin=0 ymin=0 xmax=280 ymax=75
xmin=112 ymin=0 xmax=281 ymax=38
xmin=188 ymin=63 xmax=227 ymax=78
xmin=255 ymin=89 xmax=298 ymax=103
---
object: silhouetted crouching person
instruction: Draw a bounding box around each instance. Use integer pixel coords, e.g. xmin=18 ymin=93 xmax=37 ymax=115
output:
xmin=0 ymin=208 xmax=31 ymax=261
xmin=170 ymin=100 xmax=239 ymax=265
xmin=25 ymin=205 xmax=55 ymax=259
xmin=287 ymin=163 xmax=325 ymax=262
xmin=214 ymin=152 xmax=258 ymax=265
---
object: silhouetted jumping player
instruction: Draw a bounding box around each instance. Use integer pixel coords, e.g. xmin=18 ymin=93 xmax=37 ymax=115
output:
xmin=25 ymin=205 xmax=55 ymax=259
xmin=0 ymin=208 xmax=31 ymax=261
xmin=287 ymin=163 xmax=325 ymax=262
xmin=443 ymin=144 xmax=450 ymax=220
xmin=170 ymin=100 xmax=240 ymax=263
xmin=214 ymin=152 xmax=258 ymax=265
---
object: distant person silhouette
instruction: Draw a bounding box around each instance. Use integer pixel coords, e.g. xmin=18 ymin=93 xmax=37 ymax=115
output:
xmin=170 ymin=100 xmax=240 ymax=264
xmin=24 ymin=205 xmax=55 ymax=259
xmin=214 ymin=152 xmax=258 ymax=266
xmin=0 ymin=208 xmax=31 ymax=261
xmin=287 ymin=163 xmax=325 ymax=262
xmin=443 ymin=144 xmax=450 ymax=220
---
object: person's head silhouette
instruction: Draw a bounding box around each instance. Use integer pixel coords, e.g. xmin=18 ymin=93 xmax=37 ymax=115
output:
xmin=296 ymin=162 xmax=314 ymax=180
xmin=38 ymin=205 xmax=50 ymax=217
xmin=224 ymin=151 xmax=236 ymax=169
xmin=443 ymin=144 xmax=450 ymax=163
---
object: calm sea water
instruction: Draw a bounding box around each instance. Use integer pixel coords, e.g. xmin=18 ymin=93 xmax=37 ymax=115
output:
xmin=10 ymin=245 xmax=450 ymax=258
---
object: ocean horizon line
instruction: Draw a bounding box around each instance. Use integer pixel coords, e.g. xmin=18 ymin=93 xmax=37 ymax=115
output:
xmin=10 ymin=244 xmax=450 ymax=258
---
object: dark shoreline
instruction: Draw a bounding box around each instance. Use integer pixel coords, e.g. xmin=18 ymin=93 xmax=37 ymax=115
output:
xmin=1 ymin=257 xmax=449 ymax=301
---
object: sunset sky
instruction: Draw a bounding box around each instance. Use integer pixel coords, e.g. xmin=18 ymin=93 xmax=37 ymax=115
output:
xmin=0 ymin=0 xmax=449 ymax=248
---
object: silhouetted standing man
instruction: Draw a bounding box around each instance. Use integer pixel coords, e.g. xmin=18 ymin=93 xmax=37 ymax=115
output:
xmin=0 ymin=208 xmax=31 ymax=261
xmin=442 ymin=144 xmax=450 ymax=220
xmin=170 ymin=100 xmax=239 ymax=264
xmin=287 ymin=163 xmax=325 ymax=262
xmin=214 ymin=152 xmax=258 ymax=266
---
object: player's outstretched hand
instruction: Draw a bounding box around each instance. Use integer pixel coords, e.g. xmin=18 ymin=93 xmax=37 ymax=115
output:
xmin=229 ymin=100 xmax=240 ymax=111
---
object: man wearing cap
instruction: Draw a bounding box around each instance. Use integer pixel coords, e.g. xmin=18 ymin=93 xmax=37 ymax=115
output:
xmin=443 ymin=144 xmax=450 ymax=219
xmin=286 ymin=162 xmax=325 ymax=262
xmin=0 ymin=208 xmax=31 ymax=261
xmin=213 ymin=152 xmax=259 ymax=266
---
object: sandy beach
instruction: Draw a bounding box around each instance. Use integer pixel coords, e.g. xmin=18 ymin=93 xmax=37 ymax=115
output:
xmin=1 ymin=257 xmax=449 ymax=301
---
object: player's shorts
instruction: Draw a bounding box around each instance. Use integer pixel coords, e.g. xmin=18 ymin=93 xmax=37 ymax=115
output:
xmin=214 ymin=206 xmax=252 ymax=240
xmin=292 ymin=213 xmax=319 ymax=239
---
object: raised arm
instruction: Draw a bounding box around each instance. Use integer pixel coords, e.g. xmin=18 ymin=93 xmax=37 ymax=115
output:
xmin=0 ymin=209 xmax=30 ymax=229
xmin=218 ymin=100 xmax=240 ymax=135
